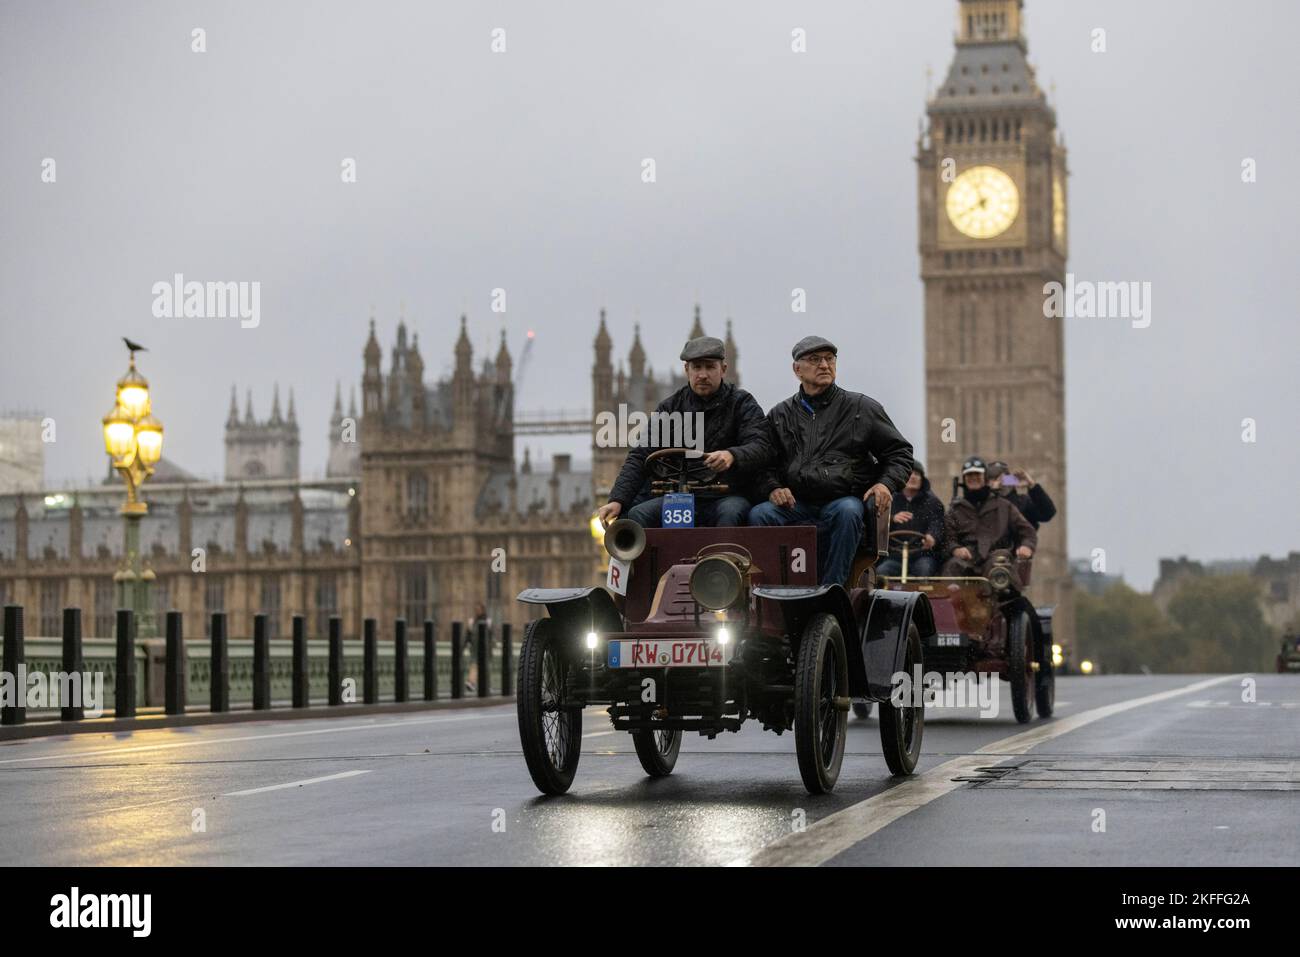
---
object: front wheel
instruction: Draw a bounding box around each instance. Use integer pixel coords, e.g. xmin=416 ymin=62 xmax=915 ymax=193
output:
xmin=1007 ymin=610 xmax=1035 ymax=724
xmin=879 ymin=623 xmax=924 ymax=775
xmin=794 ymin=613 xmax=849 ymax=794
xmin=633 ymin=728 xmax=682 ymax=777
xmin=517 ymin=618 xmax=582 ymax=795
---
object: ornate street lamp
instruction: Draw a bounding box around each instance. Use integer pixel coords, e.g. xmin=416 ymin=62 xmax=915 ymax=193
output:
xmin=102 ymin=340 xmax=164 ymax=637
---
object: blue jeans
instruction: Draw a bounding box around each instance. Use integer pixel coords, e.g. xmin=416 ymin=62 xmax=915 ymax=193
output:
xmin=625 ymin=494 xmax=752 ymax=528
xmin=877 ymin=554 xmax=939 ymax=577
xmin=748 ymin=496 xmax=864 ymax=586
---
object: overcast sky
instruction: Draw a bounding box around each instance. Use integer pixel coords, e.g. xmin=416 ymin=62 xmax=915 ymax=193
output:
xmin=2 ymin=0 xmax=1297 ymax=589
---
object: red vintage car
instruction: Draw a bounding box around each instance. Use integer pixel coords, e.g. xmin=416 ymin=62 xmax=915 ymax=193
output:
xmin=514 ymin=449 xmax=937 ymax=795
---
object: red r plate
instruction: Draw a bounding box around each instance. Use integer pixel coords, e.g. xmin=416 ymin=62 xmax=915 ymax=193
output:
xmin=610 ymin=639 xmax=732 ymax=668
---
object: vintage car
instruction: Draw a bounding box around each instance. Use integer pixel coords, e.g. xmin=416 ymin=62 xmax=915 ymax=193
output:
xmin=1278 ymin=634 xmax=1300 ymax=674
xmin=876 ymin=529 xmax=1055 ymax=724
xmin=514 ymin=448 xmax=936 ymax=796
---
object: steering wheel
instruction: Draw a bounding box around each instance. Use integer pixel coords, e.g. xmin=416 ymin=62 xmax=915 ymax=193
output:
xmin=889 ymin=530 xmax=928 ymax=548
xmin=646 ymin=447 xmax=712 ymax=486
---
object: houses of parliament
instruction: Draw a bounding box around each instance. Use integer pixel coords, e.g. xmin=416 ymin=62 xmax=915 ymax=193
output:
xmin=0 ymin=0 xmax=1071 ymax=643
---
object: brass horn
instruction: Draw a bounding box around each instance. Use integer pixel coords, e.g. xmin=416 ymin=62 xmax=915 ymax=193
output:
xmin=603 ymin=518 xmax=647 ymax=562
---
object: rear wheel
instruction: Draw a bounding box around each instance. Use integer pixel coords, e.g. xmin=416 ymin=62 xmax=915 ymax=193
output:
xmin=1008 ymin=610 xmax=1035 ymax=724
xmin=633 ymin=728 xmax=682 ymax=777
xmin=794 ymin=613 xmax=849 ymax=794
xmin=517 ymin=618 xmax=582 ymax=795
xmin=879 ymin=623 xmax=924 ymax=775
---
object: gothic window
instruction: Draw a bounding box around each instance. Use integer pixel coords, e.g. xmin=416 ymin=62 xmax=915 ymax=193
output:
xmin=399 ymin=565 xmax=428 ymax=626
xmin=995 ymin=393 xmax=1005 ymax=452
xmin=315 ymin=574 xmax=338 ymax=638
xmin=39 ymin=579 xmax=63 ymax=636
xmin=405 ymin=472 xmax=428 ymax=520
xmin=1015 ymin=118 xmax=1022 ymax=141
xmin=260 ymin=577 xmax=281 ymax=639
xmin=245 ymin=460 xmax=265 ymax=477
xmin=1008 ymin=393 xmax=1015 ymax=452
xmin=204 ymin=577 xmax=225 ymax=637
xmin=153 ymin=577 xmax=171 ymax=625
xmin=93 ymin=577 xmax=114 ymax=637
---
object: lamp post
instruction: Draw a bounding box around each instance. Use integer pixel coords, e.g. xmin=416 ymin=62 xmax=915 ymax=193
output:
xmin=102 ymin=342 xmax=164 ymax=638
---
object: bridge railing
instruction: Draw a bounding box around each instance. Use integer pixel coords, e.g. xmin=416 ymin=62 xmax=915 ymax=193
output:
xmin=0 ymin=603 xmax=513 ymax=726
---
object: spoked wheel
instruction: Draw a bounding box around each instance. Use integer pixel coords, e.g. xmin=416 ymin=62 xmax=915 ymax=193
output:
xmin=1035 ymin=639 xmax=1056 ymax=718
xmin=633 ymin=728 xmax=682 ymax=777
xmin=517 ymin=618 xmax=582 ymax=795
xmin=879 ymin=623 xmax=925 ymax=775
xmin=1007 ymin=609 xmax=1035 ymax=724
xmin=794 ymin=613 xmax=849 ymax=794
xmin=852 ymin=700 xmax=875 ymax=720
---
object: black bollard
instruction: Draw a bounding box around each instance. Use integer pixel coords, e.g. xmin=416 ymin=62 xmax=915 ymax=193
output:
xmin=394 ymin=618 xmax=408 ymax=703
xmin=363 ymin=617 xmax=377 ymax=704
xmin=328 ymin=615 xmax=343 ymax=706
xmin=500 ymin=622 xmax=513 ymax=697
xmin=61 ymin=607 xmax=85 ymax=721
xmin=3 ymin=604 xmax=25 ymax=725
xmin=114 ymin=608 xmax=136 ymax=718
xmin=423 ymin=618 xmax=437 ymax=701
xmin=450 ymin=621 xmax=463 ymax=699
xmin=210 ymin=612 xmax=229 ymax=713
xmin=476 ymin=621 xmax=490 ymax=698
xmin=164 ymin=610 xmax=186 ymax=715
xmin=292 ymin=614 xmax=308 ymax=709
xmin=253 ymin=613 xmax=270 ymax=710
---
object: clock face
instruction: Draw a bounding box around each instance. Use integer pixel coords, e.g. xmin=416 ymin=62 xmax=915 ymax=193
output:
xmin=945 ymin=165 xmax=1020 ymax=239
xmin=1052 ymin=174 xmax=1066 ymax=247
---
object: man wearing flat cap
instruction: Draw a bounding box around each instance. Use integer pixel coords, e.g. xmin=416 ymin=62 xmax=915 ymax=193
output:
xmin=748 ymin=335 xmax=915 ymax=587
xmin=597 ymin=335 xmax=770 ymax=529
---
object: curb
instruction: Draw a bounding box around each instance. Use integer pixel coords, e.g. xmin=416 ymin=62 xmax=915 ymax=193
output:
xmin=0 ymin=695 xmax=516 ymax=743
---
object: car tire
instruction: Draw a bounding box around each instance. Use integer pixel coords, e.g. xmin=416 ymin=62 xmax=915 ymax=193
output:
xmin=852 ymin=700 xmax=874 ymax=720
xmin=1035 ymin=645 xmax=1056 ymax=718
xmin=633 ymin=728 xmax=682 ymax=777
xmin=794 ymin=612 xmax=849 ymax=795
xmin=517 ymin=618 xmax=582 ymax=795
xmin=1008 ymin=610 xmax=1035 ymax=724
xmin=879 ymin=622 xmax=924 ymax=775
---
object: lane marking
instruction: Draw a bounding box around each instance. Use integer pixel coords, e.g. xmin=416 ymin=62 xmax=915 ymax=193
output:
xmin=0 ymin=709 xmax=518 ymax=766
xmin=734 ymin=674 xmax=1244 ymax=867
xmin=223 ymin=769 xmax=372 ymax=797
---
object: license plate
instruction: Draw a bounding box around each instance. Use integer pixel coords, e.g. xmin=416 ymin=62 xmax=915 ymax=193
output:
xmin=934 ymin=634 xmax=962 ymax=647
xmin=661 ymin=492 xmax=695 ymax=528
xmin=608 ymin=639 xmax=732 ymax=668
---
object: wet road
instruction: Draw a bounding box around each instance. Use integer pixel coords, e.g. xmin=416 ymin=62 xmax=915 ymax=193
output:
xmin=0 ymin=674 xmax=1295 ymax=866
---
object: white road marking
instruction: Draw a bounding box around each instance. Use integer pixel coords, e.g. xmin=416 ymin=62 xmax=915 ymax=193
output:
xmin=223 ymin=769 xmax=372 ymax=797
xmin=733 ymin=674 xmax=1244 ymax=867
xmin=0 ymin=709 xmax=518 ymax=766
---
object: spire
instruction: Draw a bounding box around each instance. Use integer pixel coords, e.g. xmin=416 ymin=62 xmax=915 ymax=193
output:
xmin=364 ymin=316 xmax=381 ymax=369
xmin=332 ymin=381 xmax=343 ymax=420
xmin=244 ymin=389 xmax=255 ymax=424
xmin=628 ymin=323 xmax=646 ymax=379
xmin=495 ymin=329 xmax=512 ymax=383
xmin=689 ymin=303 xmax=705 ymax=338
xmin=724 ymin=317 xmax=739 ymax=385
xmin=594 ymin=308 xmax=612 ymax=362
xmin=348 ymin=385 xmax=357 ymax=417
xmin=227 ymin=385 xmax=239 ymax=426
xmin=287 ymin=387 xmax=297 ymax=423
xmin=270 ymin=383 xmax=283 ymax=423
xmin=455 ymin=314 xmax=473 ymax=370
xmin=408 ymin=332 xmax=424 ymax=381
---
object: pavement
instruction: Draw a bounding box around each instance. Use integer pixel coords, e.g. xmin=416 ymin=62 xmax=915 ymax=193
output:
xmin=0 ymin=673 xmax=1295 ymax=866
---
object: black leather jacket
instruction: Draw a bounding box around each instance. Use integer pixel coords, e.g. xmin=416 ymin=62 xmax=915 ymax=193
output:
xmin=755 ymin=384 xmax=914 ymax=506
xmin=607 ymin=381 xmax=770 ymax=509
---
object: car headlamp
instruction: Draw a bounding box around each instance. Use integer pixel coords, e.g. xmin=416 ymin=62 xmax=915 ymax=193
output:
xmin=988 ymin=564 xmax=1015 ymax=592
xmin=690 ymin=555 xmax=745 ymax=611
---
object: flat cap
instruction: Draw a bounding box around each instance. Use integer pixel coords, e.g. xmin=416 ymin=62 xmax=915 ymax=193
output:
xmin=792 ymin=335 xmax=837 ymax=360
xmin=961 ymin=456 xmax=987 ymax=475
xmin=680 ymin=335 xmax=726 ymax=362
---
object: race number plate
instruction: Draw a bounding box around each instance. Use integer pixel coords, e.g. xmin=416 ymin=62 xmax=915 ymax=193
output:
xmin=661 ymin=492 xmax=695 ymax=528
xmin=608 ymin=639 xmax=733 ymax=668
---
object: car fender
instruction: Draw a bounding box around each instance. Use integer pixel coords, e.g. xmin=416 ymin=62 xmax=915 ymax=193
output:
xmin=516 ymin=586 xmax=623 ymax=648
xmin=752 ymin=584 xmax=868 ymax=697
xmin=860 ymin=589 xmax=937 ymax=702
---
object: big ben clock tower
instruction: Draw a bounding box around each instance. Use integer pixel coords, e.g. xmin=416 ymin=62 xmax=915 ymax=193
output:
xmin=918 ymin=0 xmax=1072 ymax=644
